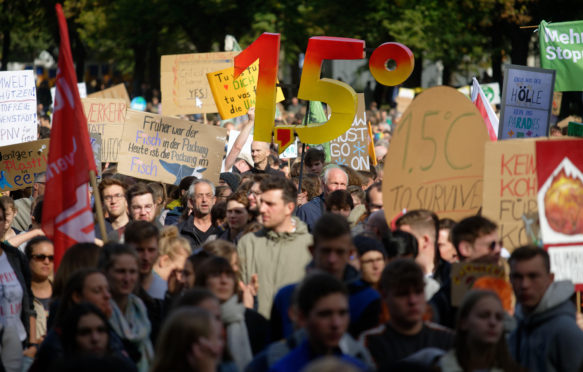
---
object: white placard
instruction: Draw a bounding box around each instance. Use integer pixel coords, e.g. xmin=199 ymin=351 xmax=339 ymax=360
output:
xmin=0 ymin=70 xmax=37 ymax=145
xmin=549 ymin=245 xmax=583 ymax=283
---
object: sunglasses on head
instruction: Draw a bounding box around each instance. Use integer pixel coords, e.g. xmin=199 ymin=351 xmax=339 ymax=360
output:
xmin=32 ymin=254 xmax=54 ymax=262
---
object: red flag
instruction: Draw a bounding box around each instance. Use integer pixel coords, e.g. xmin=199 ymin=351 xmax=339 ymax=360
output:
xmin=471 ymin=77 xmax=499 ymax=141
xmin=42 ymin=4 xmax=97 ymax=268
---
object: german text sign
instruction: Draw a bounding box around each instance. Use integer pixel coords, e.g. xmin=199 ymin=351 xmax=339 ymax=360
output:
xmin=382 ymin=86 xmax=489 ymax=221
xmin=329 ymin=94 xmax=370 ymax=170
xmin=119 ymin=110 xmax=227 ymax=185
xmin=0 ymin=70 xmax=38 ymax=145
xmin=499 ymin=64 xmax=555 ymax=140
xmin=0 ymin=139 xmax=49 ymax=191
xmin=161 ymin=52 xmax=237 ymax=116
xmin=482 ymin=139 xmax=538 ymax=251
xmin=82 ymin=98 xmax=127 ymax=163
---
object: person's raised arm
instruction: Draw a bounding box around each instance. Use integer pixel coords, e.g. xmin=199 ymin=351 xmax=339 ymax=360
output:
xmin=224 ymin=107 xmax=255 ymax=172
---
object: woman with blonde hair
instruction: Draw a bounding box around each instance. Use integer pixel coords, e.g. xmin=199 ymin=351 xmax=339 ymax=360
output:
xmin=439 ymin=290 xmax=523 ymax=372
xmin=150 ymin=307 xmax=224 ymax=372
xmin=154 ymin=226 xmax=191 ymax=287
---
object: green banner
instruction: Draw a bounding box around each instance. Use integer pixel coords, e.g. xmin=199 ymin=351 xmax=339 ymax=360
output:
xmin=539 ymin=20 xmax=583 ymax=91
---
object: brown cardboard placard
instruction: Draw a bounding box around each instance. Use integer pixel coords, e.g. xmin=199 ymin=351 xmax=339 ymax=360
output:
xmin=552 ymin=91 xmax=563 ymax=116
xmin=118 ymin=110 xmax=227 ymax=185
xmin=0 ymin=139 xmax=49 ymax=191
xmin=382 ymin=86 xmax=490 ymax=222
xmin=87 ymin=84 xmax=131 ymax=106
xmin=329 ymin=94 xmax=370 ymax=170
xmin=450 ymin=262 xmax=505 ymax=306
xmin=82 ymin=98 xmax=127 ymax=163
xmin=481 ymin=139 xmax=538 ymax=251
xmin=161 ymin=52 xmax=237 ymax=116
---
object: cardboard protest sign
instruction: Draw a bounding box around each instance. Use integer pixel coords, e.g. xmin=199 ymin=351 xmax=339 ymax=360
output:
xmin=207 ymin=61 xmax=285 ymax=120
xmin=0 ymin=139 xmax=49 ymax=191
xmin=482 ymin=139 xmax=538 ymax=251
xmin=329 ymin=94 xmax=370 ymax=170
xmin=90 ymin=133 xmax=102 ymax=178
xmin=536 ymin=138 xmax=583 ymax=246
xmin=87 ymin=83 xmax=131 ymax=106
xmin=450 ymin=262 xmax=506 ymax=306
xmin=82 ymin=98 xmax=127 ymax=163
xmin=161 ymin=52 xmax=237 ymax=116
xmin=0 ymin=70 xmax=38 ymax=145
xmin=499 ymin=64 xmax=555 ymax=140
xmin=539 ymin=20 xmax=583 ymax=92
xmin=382 ymin=86 xmax=489 ymax=221
xmin=118 ymin=110 xmax=227 ymax=185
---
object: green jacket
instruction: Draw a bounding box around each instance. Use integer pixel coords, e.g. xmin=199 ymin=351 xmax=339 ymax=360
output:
xmin=237 ymin=217 xmax=312 ymax=318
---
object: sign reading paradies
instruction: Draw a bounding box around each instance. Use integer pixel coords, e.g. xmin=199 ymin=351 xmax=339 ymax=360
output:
xmin=382 ymin=86 xmax=490 ymax=221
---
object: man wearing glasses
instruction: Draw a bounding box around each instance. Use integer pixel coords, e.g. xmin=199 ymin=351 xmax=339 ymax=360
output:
xmin=97 ymin=178 xmax=130 ymax=241
xmin=177 ymin=179 xmax=219 ymax=251
xmin=126 ymin=183 xmax=158 ymax=225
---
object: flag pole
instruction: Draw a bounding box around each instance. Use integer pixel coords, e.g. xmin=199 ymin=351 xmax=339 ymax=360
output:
xmin=89 ymin=170 xmax=108 ymax=243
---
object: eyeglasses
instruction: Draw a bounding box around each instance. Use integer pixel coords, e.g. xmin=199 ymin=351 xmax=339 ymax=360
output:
xmin=32 ymin=254 xmax=54 ymax=262
xmin=104 ymin=193 xmax=124 ymax=202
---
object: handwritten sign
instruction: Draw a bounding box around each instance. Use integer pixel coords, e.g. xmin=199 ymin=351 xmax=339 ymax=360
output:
xmin=482 ymin=139 xmax=538 ymax=251
xmin=118 ymin=110 xmax=227 ymax=185
xmin=0 ymin=70 xmax=37 ymax=145
xmin=499 ymin=65 xmax=555 ymax=139
xmin=87 ymin=83 xmax=131 ymax=106
xmin=82 ymin=98 xmax=127 ymax=162
xmin=548 ymin=246 xmax=583 ymax=285
xmin=382 ymin=86 xmax=489 ymax=221
xmin=90 ymin=133 xmax=102 ymax=178
xmin=207 ymin=61 xmax=285 ymax=120
xmin=0 ymin=139 xmax=49 ymax=191
xmin=161 ymin=52 xmax=237 ymax=116
xmin=329 ymin=94 xmax=369 ymax=170
xmin=450 ymin=262 xmax=506 ymax=306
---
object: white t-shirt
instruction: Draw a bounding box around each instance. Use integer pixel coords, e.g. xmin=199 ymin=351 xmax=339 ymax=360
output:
xmin=0 ymin=252 xmax=25 ymax=341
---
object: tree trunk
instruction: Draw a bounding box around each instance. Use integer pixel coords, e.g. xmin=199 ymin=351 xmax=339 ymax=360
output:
xmin=1 ymin=28 xmax=10 ymax=71
xmin=133 ymin=45 xmax=147 ymax=97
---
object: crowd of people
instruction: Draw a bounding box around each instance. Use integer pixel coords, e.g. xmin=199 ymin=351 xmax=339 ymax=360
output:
xmin=0 ymin=94 xmax=580 ymax=372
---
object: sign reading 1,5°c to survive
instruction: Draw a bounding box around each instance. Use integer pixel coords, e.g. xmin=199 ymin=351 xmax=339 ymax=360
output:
xmin=499 ymin=64 xmax=555 ymax=140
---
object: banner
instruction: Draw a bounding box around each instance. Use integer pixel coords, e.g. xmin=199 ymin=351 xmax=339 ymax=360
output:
xmin=450 ymin=262 xmax=506 ymax=306
xmin=382 ymin=86 xmax=489 ymax=221
xmin=0 ymin=70 xmax=38 ymax=145
xmin=539 ymin=20 xmax=583 ymax=92
xmin=207 ymin=61 xmax=285 ymax=120
xmin=161 ymin=52 xmax=237 ymax=116
xmin=499 ymin=64 xmax=555 ymax=140
xmin=87 ymin=83 xmax=131 ymax=106
xmin=482 ymin=139 xmax=537 ymax=251
xmin=119 ymin=110 xmax=227 ymax=185
xmin=329 ymin=94 xmax=369 ymax=170
xmin=0 ymin=139 xmax=49 ymax=191
xmin=43 ymin=4 xmax=97 ymax=268
xmin=82 ymin=98 xmax=127 ymax=162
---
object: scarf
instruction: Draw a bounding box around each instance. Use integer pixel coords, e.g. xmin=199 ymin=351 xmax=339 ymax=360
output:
xmin=109 ymin=295 xmax=154 ymax=372
xmin=221 ymin=295 xmax=253 ymax=371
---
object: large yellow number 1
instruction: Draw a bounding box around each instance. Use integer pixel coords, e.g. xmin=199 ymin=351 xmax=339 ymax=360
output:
xmin=233 ymin=33 xmax=280 ymax=143
xmin=295 ymin=37 xmax=365 ymax=144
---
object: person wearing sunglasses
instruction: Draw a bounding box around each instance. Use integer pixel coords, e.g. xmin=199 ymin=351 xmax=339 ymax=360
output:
xmin=24 ymin=236 xmax=54 ymax=342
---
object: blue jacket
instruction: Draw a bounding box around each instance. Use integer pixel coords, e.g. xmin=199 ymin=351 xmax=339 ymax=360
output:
xmin=268 ymin=339 xmax=368 ymax=372
xmin=295 ymin=194 xmax=325 ymax=232
xmin=509 ymin=280 xmax=583 ymax=372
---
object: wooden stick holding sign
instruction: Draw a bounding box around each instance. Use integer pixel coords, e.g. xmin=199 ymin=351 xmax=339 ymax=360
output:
xmin=89 ymin=170 xmax=107 ymax=243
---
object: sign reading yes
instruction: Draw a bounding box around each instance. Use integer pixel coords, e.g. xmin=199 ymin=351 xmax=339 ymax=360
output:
xmin=230 ymin=33 xmax=414 ymax=150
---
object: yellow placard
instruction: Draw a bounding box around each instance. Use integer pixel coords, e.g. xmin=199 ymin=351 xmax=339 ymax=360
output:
xmin=207 ymin=61 xmax=285 ymax=120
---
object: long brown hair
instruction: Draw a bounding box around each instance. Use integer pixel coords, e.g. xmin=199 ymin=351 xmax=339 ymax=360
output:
xmin=455 ymin=290 xmax=523 ymax=372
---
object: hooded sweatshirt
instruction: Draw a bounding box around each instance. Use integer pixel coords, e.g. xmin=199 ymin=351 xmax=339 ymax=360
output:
xmin=509 ymin=280 xmax=583 ymax=372
xmin=237 ymin=217 xmax=312 ymax=318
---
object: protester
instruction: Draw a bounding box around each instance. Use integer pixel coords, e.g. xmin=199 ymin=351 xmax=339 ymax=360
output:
xmin=195 ymin=256 xmax=269 ymax=369
xmin=181 ymin=251 xmax=212 ymax=290
xmin=354 ymin=235 xmax=387 ymax=291
xmin=439 ymin=290 xmax=523 ymax=372
xmin=150 ymin=308 xmax=224 ymax=372
xmin=247 ymin=141 xmax=284 ymax=176
xmin=361 ymin=259 xmax=454 ymax=370
xmin=237 ymin=176 xmax=312 ymax=318
xmin=508 ymin=246 xmax=583 ymax=372
xmin=438 ymin=218 xmax=458 ymax=263
xmin=98 ymin=178 xmax=130 ymax=241
xmin=269 ymin=273 xmax=368 ymax=372
xmin=126 ymin=183 xmax=158 ymax=226
xmin=304 ymin=148 xmax=325 ymax=175
xmin=296 ymin=166 xmax=348 ymax=231
xmin=24 ymin=236 xmax=54 ymax=341
xmin=98 ymin=243 xmax=153 ymax=372
xmin=219 ymin=191 xmax=253 ymax=244
xmin=177 ymin=179 xmax=220 ymax=251
xmin=325 ymin=189 xmax=354 ymax=219
xmin=0 ymin=196 xmax=19 ymax=241
xmin=154 ymin=226 xmax=191 ymax=288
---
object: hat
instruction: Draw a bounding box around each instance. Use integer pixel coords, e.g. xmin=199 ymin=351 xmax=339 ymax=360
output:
xmin=353 ymin=235 xmax=387 ymax=258
xmin=220 ymin=172 xmax=240 ymax=192
xmin=236 ymin=152 xmax=254 ymax=167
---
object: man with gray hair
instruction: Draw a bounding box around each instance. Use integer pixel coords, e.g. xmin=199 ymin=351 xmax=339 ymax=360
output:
xmin=177 ymin=179 xmax=219 ymax=251
xmin=296 ymin=166 xmax=348 ymax=231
